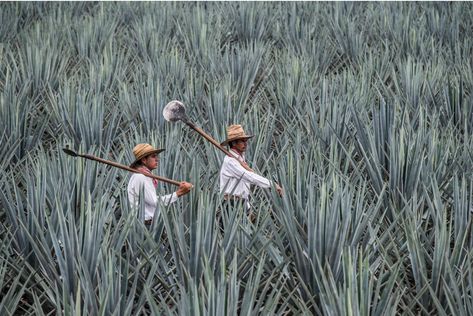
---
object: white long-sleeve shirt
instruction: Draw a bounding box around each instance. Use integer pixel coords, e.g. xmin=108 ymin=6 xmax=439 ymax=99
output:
xmin=127 ymin=173 xmax=178 ymax=220
xmin=219 ymin=149 xmax=272 ymax=200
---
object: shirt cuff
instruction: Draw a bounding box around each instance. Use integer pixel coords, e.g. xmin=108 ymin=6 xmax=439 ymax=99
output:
xmin=160 ymin=192 xmax=179 ymax=206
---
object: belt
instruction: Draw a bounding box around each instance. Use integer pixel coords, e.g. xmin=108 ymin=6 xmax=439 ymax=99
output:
xmin=223 ymin=194 xmax=245 ymax=201
xmin=144 ymin=219 xmax=153 ymax=225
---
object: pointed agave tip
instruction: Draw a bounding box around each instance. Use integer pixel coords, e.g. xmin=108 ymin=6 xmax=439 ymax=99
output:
xmin=62 ymin=148 xmax=78 ymax=157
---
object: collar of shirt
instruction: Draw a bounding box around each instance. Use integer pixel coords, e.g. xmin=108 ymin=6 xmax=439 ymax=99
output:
xmin=136 ymin=166 xmax=152 ymax=173
xmin=230 ymin=149 xmax=246 ymax=162
xmin=136 ymin=166 xmax=158 ymax=188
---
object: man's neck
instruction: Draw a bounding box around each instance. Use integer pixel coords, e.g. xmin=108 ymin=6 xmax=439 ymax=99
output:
xmin=230 ymin=148 xmax=245 ymax=161
xmin=137 ymin=165 xmax=152 ymax=173
xmin=230 ymin=148 xmax=241 ymax=155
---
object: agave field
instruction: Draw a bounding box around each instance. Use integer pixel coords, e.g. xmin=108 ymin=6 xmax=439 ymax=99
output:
xmin=2 ymin=1 xmax=473 ymax=315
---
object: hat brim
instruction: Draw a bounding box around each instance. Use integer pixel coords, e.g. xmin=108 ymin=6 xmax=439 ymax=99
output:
xmin=220 ymin=135 xmax=254 ymax=146
xmin=130 ymin=148 xmax=165 ymax=168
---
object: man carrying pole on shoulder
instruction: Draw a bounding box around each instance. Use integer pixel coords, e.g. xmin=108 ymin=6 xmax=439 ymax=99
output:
xmin=219 ymin=124 xmax=283 ymax=222
xmin=127 ymin=143 xmax=193 ymax=225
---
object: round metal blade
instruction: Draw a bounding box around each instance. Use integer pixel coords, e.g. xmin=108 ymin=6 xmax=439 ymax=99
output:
xmin=163 ymin=100 xmax=187 ymax=122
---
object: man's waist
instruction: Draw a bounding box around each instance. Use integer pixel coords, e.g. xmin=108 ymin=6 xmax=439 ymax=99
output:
xmin=223 ymin=194 xmax=247 ymax=201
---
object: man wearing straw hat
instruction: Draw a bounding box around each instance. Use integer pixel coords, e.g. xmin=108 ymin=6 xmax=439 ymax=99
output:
xmin=219 ymin=124 xmax=283 ymax=217
xmin=127 ymin=143 xmax=193 ymax=225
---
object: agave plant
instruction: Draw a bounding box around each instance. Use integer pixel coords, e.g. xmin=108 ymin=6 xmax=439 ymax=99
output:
xmin=2 ymin=1 xmax=473 ymax=315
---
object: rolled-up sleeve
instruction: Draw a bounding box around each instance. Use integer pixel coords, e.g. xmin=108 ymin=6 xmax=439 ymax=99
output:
xmin=159 ymin=192 xmax=178 ymax=205
xmin=128 ymin=174 xmax=178 ymax=209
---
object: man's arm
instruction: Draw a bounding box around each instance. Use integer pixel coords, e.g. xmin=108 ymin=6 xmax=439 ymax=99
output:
xmin=225 ymin=158 xmax=283 ymax=196
xmin=225 ymin=158 xmax=271 ymax=188
xmin=160 ymin=181 xmax=193 ymax=205
xmin=131 ymin=176 xmax=193 ymax=207
xmin=128 ymin=174 xmax=159 ymax=207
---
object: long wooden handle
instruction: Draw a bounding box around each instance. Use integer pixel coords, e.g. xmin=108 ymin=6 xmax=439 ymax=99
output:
xmin=184 ymin=121 xmax=254 ymax=172
xmin=80 ymin=153 xmax=181 ymax=186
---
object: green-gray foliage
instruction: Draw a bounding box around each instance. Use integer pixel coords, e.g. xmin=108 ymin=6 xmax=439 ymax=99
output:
xmin=1 ymin=2 xmax=473 ymax=314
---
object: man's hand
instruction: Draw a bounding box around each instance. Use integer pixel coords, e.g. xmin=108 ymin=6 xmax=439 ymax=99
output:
xmin=176 ymin=181 xmax=193 ymax=197
xmin=276 ymin=184 xmax=284 ymax=197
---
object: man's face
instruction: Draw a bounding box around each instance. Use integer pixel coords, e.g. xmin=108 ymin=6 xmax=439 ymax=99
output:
xmin=142 ymin=153 xmax=159 ymax=170
xmin=232 ymin=139 xmax=248 ymax=154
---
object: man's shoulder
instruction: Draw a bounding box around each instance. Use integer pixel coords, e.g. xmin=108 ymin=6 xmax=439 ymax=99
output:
xmin=128 ymin=173 xmax=149 ymax=183
xmin=223 ymin=155 xmax=239 ymax=164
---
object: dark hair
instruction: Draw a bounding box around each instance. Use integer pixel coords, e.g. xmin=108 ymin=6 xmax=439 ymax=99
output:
xmin=229 ymin=138 xmax=248 ymax=148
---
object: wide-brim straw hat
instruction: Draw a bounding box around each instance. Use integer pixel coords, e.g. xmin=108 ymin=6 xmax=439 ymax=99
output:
xmin=130 ymin=143 xmax=165 ymax=168
xmin=220 ymin=124 xmax=254 ymax=146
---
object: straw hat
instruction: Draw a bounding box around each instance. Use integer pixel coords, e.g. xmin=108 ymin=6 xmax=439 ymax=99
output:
xmin=130 ymin=143 xmax=165 ymax=168
xmin=220 ymin=124 xmax=254 ymax=146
